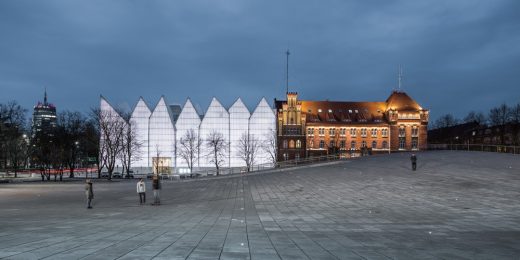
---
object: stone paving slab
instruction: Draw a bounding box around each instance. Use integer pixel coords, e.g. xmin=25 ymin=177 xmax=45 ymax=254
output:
xmin=1 ymin=151 xmax=520 ymax=259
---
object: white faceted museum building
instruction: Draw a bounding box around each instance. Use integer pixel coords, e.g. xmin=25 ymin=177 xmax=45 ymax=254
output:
xmin=100 ymin=96 xmax=276 ymax=174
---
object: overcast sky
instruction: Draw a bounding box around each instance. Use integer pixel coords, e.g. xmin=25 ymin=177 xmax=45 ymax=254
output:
xmin=1 ymin=0 xmax=519 ymax=121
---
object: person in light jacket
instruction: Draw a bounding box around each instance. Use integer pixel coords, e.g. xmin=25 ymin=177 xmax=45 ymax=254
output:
xmin=152 ymin=175 xmax=161 ymax=205
xmin=85 ymin=179 xmax=93 ymax=209
xmin=137 ymin=178 xmax=146 ymax=205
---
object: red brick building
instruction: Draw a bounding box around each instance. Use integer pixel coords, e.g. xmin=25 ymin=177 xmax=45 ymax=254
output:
xmin=275 ymin=91 xmax=429 ymax=161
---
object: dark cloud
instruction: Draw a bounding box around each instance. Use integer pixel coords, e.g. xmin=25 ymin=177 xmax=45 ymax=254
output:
xmin=1 ymin=0 xmax=519 ymax=121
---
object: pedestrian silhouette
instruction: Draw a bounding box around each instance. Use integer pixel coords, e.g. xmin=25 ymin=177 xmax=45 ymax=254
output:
xmin=137 ymin=178 xmax=146 ymax=205
xmin=411 ymin=154 xmax=417 ymax=171
xmin=85 ymin=179 xmax=93 ymax=208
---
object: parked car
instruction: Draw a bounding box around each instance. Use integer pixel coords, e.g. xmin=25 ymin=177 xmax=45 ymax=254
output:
xmin=146 ymin=172 xmax=154 ymax=179
xmin=124 ymin=171 xmax=134 ymax=179
xmin=112 ymin=172 xmax=122 ymax=178
xmin=100 ymin=172 xmax=109 ymax=178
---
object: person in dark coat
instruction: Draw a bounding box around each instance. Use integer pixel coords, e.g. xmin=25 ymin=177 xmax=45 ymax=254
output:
xmin=152 ymin=175 xmax=161 ymax=205
xmin=410 ymin=154 xmax=417 ymax=171
xmin=85 ymin=179 xmax=94 ymax=208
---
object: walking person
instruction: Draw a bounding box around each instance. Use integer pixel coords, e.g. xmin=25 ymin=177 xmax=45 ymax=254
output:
xmin=137 ymin=178 xmax=146 ymax=205
xmin=152 ymin=174 xmax=161 ymax=205
xmin=410 ymin=153 xmax=417 ymax=171
xmin=85 ymin=179 xmax=94 ymax=209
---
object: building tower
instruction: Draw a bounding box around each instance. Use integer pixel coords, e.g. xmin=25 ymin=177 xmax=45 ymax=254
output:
xmin=32 ymin=89 xmax=57 ymax=140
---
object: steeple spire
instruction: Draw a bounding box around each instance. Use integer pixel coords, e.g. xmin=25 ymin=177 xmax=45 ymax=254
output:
xmin=286 ymin=49 xmax=290 ymax=94
xmin=44 ymin=87 xmax=48 ymax=105
xmin=398 ymin=65 xmax=403 ymax=91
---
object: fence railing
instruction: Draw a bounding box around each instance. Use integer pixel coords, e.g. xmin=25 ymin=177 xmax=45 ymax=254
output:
xmin=175 ymin=153 xmax=358 ymax=180
xmin=428 ymin=143 xmax=520 ymax=155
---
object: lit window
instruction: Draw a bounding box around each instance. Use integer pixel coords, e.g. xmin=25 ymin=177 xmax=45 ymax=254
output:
xmin=289 ymin=140 xmax=295 ymax=148
xmin=318 ymin=109 xmax=322 ymax=113
xmin=399 ymin=126 xmax=406 ymax=137
xmin=399 ymin=137 xmax=406 ymax=149
xmin=361 ymin=128 xmax=367 ymax=137
xmin=296 ymin=140 xmax=301 ymax=148
xmin=328 ymin=109 xmax=332 ymax=113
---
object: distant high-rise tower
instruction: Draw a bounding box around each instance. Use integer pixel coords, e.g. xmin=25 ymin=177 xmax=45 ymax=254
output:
xmin=32 ymin=89 xmax=57 ymax=139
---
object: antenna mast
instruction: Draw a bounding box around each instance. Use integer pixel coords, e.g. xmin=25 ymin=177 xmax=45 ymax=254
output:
xmin=286 ymin=49 xmax=290 ymax=94
xmin=398 ymin=65 xmax=403 ymax=91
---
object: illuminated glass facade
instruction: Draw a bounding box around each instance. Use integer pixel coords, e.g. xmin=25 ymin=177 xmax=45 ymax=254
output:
xmin=175 ymin=99 xmax=202 ymax=169
xmin=100 ymin=96 xmax=276 ymax=173
xmin=249 ymin=98 xmax=276 ymax=165
xmin=229 ymin=98 xmax=250 ymax=167
xmin=199 ymin=98 xmax=229 ymax=168
xmin=149 ymin=97 xmax=176 ymax=172
xmin=130 ymin=97 xmax=151 ymax=168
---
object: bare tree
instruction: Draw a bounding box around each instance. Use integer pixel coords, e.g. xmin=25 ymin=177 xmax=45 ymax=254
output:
xmin=433 ymin=114 xmax=459 ymax=129
xmin=326 ymin=130 xmax=341 ymax=155
xmin=58 ymin=111 xmax=85 ymax=178
xmin=262 ymin=128 xmax=278 ymax=166
xmin=463 ymin=111 xmax=487 ymax=125
xmin=0 ymin=101 xmax=27 ymax=175
xmin=489 ymin=103 xmax=510 ymax=144
xmin=96 ymin=108 xmax=126 ymax=180
xmin=237 ymin=132 xmax=260 ymax=172
xmin=179 ymin=129 xmax=201 ymax=175
xmin=119 ymin=114 xmax=142 ymax=178
xmin=206 ymin=131 xmax=227 ymax=175
xmin=508 ymin=103 xmax=520 ymax=145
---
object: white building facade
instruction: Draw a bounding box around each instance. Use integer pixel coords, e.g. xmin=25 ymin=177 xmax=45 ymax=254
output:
xmin=100 ymin=96 xmax=276 ymax=174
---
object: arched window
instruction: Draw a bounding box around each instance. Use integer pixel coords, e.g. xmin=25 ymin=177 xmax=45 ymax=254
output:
xmin=351 ymin=141 xmax=356 ymax=149
xmin=289 ymin=140 xmax=295 ymax=148
xmin=382 ymin=141 xmax=388 ymax=149
xmin=283 ymin=140 xmax=288 ymax=148
xmin=319 ymin=140 xmax=325 ymax=148
xmin=362 ymin=140 xmax=367 ymax=147
xmin=296 ymin=140 xmax=302 ymax=148
xmin=372 ymin=141 xmax=377 ymax=148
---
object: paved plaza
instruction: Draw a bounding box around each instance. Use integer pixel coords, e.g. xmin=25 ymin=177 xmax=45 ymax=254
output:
xmin=1 ymin=151 xmax=520 ymax=259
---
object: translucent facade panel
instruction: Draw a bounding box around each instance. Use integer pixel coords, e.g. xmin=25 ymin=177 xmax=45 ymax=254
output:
xmin=228 ymin=98 xmax=250 ymax=168
xmin=130 ymin=98 xmax=151 ymax=168
xmin=148 ymin=97 xmax=175 ymax=170
xmin=175 ymin=99 xmax=202 ymax=168
xmin=249 ymin=98 xmax=276 ymax=166
xmin=199 ymin=98 xmax=229 ymax=168
xmin=100 ymin=97 xmax=126 ymax=169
